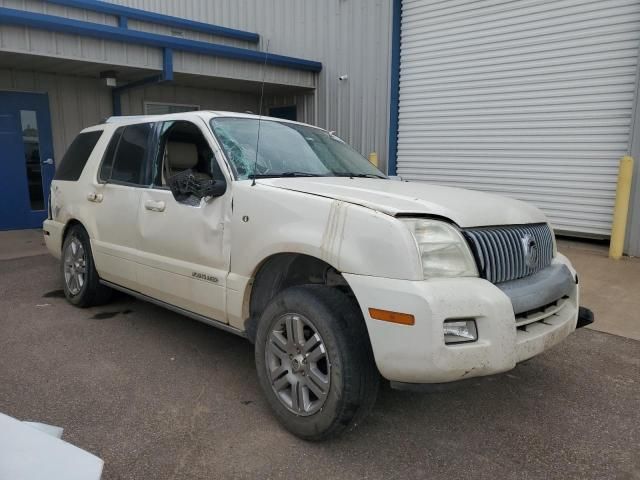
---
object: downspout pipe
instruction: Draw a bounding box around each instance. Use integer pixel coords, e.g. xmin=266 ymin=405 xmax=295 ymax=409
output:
xmin=112 ymin=48 xmax=174 ymax=116
xmin=387 ymin=0 xmax=401 ymax=176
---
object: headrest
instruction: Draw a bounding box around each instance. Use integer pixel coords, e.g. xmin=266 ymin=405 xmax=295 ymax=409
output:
xmin=167 ymin=142 xmax=198 ymax=170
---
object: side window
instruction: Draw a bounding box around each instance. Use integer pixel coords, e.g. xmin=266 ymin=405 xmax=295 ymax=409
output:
xmin=54 ymin=130 xmax=103 ymax=181
xmin=99 ymin=123 xmax=153 ymax=185
xmin=154 ymin=120 xmax=225 ymax=187
xmin=111 ymin=123 xmax=153 ymax=185
xmin=98 ymin=128 xmax=123 ymax=182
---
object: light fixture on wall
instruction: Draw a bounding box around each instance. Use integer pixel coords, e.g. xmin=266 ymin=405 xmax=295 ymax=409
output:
xmin=338 ymin=74 xmax=349 ymax=81
xmin=100 ymin=70 xmax=118 ymax=88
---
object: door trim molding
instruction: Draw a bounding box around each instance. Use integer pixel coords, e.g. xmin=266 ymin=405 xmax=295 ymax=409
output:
xmin=100 ymin=280 xmax=247 ymax=339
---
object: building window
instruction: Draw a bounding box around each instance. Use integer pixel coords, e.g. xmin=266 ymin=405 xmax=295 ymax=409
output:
xmin=20 ymin=110 xmax=44 ymax=210
xmin=144 ymin=102 xmax=200 ymax=115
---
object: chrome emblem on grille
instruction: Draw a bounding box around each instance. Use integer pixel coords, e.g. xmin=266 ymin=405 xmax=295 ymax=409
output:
xmin=521 ymin=234 xmax=538 ymax=268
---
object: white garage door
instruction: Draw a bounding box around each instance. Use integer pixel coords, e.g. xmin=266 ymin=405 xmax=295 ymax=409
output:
xmin=397 ymin=0 xmax=640 ymax=236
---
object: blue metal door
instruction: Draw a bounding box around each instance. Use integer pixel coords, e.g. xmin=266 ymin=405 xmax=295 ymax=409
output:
xmin=0 ymin=92 xmax=55 ymax=230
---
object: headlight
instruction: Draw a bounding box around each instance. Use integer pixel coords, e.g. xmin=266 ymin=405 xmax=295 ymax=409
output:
xmin=401 ymin=219 xmax=478 ymax=278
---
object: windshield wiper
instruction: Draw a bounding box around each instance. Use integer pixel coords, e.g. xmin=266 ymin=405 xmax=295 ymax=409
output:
xmin=280 ymin=172 xmax=326 ymax=177
xmin=334 ymin=173 xmax=387 ymax=179
xmin=249 ymin=172 xmax=325 ymax=179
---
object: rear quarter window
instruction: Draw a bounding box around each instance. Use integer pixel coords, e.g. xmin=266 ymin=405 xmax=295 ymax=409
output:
xmin=54 ymin=130 xmax=104 ymax=181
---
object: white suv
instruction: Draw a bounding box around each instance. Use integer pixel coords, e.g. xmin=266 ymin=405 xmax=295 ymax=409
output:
xmin=43 ymin=111 xmax=592 ymax=440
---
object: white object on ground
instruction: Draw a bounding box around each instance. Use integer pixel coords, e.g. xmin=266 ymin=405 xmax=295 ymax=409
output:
xmin=0 ymin=413 xmax=103 ymax=480
xmin=22 ymin=421 xmax=64 ymax=439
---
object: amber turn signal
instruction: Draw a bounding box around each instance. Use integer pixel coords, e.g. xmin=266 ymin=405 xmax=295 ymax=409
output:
xmin=368 ymin=308 xmax=415 ymax=326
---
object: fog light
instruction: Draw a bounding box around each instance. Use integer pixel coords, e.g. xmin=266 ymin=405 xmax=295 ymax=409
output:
xmin=444 ymin=319 xmax=477 ymax=344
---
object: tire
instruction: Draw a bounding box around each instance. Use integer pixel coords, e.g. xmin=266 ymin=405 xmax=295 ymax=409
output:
xmin=255 ymin=285 xmax=379 ymax=441
xmin=61 ymin=224 xmax=112 ymax=307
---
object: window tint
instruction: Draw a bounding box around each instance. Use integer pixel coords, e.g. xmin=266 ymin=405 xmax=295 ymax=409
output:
xmin=54 ymin=130 xmax=103 ymax=181
xmin=110 ymin=123 xmax=153 ymax=185
xmin=98 ymin=128 xmax=123 ymax=182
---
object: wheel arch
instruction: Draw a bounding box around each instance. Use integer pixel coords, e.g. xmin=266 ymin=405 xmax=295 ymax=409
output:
xmin=61 ymin=218 xmax=85 ymax=245
xmin=244 ymin=252 xmax=362 ymax=343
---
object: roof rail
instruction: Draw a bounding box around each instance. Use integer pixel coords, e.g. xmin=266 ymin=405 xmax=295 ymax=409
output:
xmin=104 ymin=115 xmax=152 ymax=123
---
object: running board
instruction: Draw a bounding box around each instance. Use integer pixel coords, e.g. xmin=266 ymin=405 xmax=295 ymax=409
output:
xmin=100 ymin=280 xmax=247 ymax=338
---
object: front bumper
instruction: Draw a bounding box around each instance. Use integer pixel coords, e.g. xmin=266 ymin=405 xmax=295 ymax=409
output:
xmin=344 ymin=254 xmax=579 ymax=384
xmin=390 ymin=306 xmax=594 ymax=392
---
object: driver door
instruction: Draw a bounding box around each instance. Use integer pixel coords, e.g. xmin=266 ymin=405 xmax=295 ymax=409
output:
xmin=136 ymin=119 xmax=231 ymax=322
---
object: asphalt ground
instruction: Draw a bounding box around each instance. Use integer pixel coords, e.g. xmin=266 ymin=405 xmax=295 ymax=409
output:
xmin=1 ymin=254 xmax=639 ymax=479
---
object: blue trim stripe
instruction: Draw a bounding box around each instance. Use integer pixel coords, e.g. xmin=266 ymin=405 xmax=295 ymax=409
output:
xmin=388 ymin=0 xmax=401 ymax=176
xmin=0 ymin=7 xmax=322 ymax=72
xmin=45 ymin=0 xmax=260 ymax=43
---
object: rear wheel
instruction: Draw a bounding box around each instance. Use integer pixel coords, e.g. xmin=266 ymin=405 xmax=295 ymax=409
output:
xmin=61 ymin=225 xmax=112 ymax=307
xmin=255 ymin=285 xmax=379 ymax=440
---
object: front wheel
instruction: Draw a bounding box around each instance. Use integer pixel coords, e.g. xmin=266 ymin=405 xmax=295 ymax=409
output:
xmin=255 ymin=285 xmax=379 ymax=440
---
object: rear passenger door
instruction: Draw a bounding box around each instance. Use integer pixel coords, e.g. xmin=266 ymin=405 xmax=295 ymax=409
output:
xmin=89 ymin=122 xmax=154 ymax=291
xmin=135 ymin=119 xmax=231 ymax=323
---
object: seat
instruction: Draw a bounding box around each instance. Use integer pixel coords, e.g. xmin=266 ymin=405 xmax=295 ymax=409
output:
xmin=165 ymin=141 xmax=212 ymax=184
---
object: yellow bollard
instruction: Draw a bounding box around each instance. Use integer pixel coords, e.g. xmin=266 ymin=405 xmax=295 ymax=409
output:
xmin=368 ymin=152 xmax=379 ymax=169
xmin=609 ymin=155 xmax=634 ymax=259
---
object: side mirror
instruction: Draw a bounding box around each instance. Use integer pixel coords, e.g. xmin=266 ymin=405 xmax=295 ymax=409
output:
xmin=167 ymin=169 xmax=227 ymax=204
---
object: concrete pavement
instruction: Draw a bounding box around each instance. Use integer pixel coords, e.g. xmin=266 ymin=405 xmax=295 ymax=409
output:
xmin=0 ymin=228 xmax=47 ymax=260
xmin=558 ymin=238 xmax=640 ymax=340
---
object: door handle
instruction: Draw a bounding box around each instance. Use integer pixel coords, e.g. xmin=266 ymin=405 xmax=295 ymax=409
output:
xmin=42 ymin=158 xmax=54 ymax=165
xmin=87 ymin=192 xmax=103 ymax=203
xmin=144 ymin=200 xmax=166 ymax=212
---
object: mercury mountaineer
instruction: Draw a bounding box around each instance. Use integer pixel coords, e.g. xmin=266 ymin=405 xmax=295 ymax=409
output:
xmin=43 ymin=111 xmax=594 ymax=440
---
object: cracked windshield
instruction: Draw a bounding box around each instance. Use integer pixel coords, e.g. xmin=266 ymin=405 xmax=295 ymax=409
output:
xmin=210 ymin=117 xmax=385 ymax=180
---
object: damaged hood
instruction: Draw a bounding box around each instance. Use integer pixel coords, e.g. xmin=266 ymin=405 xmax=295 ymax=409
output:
xmin=257 ymin=177 xmax=546 ymax=228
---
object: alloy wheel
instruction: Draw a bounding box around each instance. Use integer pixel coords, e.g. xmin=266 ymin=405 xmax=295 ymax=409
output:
xmin=265 ymin=313 xmax=331 ymax=416
xmin=63 ymin=236 xmax=87 ymax=296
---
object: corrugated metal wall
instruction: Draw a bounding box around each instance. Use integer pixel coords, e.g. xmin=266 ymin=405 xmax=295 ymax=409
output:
xmin=0 ymin=0 xmax=314 ymax=89
xmin=0 ymin=0 xmax=394 ymax=169
xmin=119 ymin=83 xmax=257 ymax=116
xmin=0 ymin=68 xmax=259 ymax=160
xmin=111 ymin=0 xmax=395 ymax=168
xmin=396 ymin=0 xmax=640 ymax=237
xmin=627 ymin=73 xmax=640 ymax=256
xmin=0 ymin=69 xmax=112 ymax=159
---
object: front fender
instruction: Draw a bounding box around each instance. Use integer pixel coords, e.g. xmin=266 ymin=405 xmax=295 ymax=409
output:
xmin=230 ymin=182 xmax=423 ymax=280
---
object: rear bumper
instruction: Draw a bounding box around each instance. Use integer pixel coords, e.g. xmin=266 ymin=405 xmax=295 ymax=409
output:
xmin=42 ymin=219 xmax=65 ymax=259
xmin=344 ymin=254 xmax=579 ymax=384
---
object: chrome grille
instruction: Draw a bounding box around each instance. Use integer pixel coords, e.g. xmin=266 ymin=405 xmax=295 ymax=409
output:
xmin=463 ymin=223 xmax=554 ymax=284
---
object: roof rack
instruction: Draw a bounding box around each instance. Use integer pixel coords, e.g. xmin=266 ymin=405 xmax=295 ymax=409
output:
xmin=104 ymin=115 xmax=153 ymax=123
